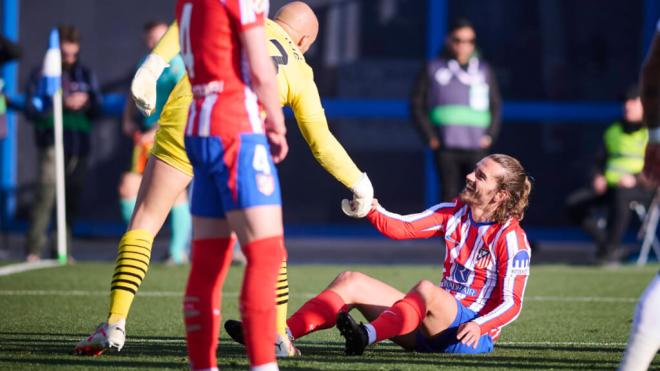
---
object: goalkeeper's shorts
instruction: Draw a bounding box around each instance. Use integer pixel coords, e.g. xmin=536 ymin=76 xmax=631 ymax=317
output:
xmin=150 ymin=75 xmax=194 ymax=177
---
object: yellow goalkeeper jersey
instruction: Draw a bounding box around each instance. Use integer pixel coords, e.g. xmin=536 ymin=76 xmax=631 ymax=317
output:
xmin=151 ymin=20 xmax=362 ymax=189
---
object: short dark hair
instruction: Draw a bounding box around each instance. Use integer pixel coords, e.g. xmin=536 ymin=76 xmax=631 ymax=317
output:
xmin=448 ymin=18 xmax=475 ymax=34
xmin=58 ymin=25 xmax=80 ymax=44
xmin=143 ymin=20 xmax=168 ymax=33
xmin=622 ymin=84 xmax=640 ymax=101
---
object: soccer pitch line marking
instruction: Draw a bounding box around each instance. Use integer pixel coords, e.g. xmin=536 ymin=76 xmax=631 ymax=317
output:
xmin=0 ymin=290 xmax=639 ymax=303
xmin=0 ymin=334 xmax=628 ymax=348
xmin=0 ymin=260 xmax=62 ymax=276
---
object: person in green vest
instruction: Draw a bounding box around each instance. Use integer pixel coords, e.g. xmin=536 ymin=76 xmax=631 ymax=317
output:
xmin=411 ymin=18 xmax=502 ymax=202
xmin=566 ymin=85 xmax=653 ymax=265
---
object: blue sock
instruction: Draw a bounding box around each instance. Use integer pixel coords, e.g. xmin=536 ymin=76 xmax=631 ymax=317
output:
xmin=169 ymin=202 xmax=192 ymax=263
xmin=119 ymin=198 xmax=136 ymax=225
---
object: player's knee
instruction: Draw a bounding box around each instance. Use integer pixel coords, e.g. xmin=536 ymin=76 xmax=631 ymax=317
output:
xmin=411 ymin=280 xmax=436 ymax=302
xmin=330 ymin=271 xmax=364 ymax=288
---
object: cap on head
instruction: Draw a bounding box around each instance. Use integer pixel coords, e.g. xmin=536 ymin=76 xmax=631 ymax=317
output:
xmin=274 ymin=1 xmax=319 ymax=54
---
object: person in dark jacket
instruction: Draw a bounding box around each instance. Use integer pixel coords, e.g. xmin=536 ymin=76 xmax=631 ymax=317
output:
xmin=411 ymin=18 xmax=501 ymax=202
xmin=24 ymin=25 xmax=102 ymax=261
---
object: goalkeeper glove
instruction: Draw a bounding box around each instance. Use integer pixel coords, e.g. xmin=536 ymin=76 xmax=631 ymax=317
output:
xmin=131 ymin=53 xmax=168 ymax=117
xmin=341 ymin=173 xmax=374 ymax=218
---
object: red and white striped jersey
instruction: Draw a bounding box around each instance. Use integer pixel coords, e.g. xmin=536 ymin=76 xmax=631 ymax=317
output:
xmin=367 ymin=198 xmax=531 ymax=341
xmin=176 ymin=0 xmax=268 ymax=137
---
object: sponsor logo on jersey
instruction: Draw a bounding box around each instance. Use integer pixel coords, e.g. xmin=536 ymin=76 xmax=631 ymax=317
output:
xmin=511 ymin=250 xmax=530 ymax=275
xmin=452 ymin=264 xmax=471 ymax=284
xmin=441 ymin=278 xmax=477 ymax=297
xmin=256 ymin=173 xmax=275 ymax=196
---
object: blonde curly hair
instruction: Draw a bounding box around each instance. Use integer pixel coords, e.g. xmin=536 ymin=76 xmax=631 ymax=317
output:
xmin=488 ymin=154 xmax=532 ymax=223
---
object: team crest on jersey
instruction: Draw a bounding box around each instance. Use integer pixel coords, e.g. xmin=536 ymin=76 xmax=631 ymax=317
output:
xmin=475 ymin=247 xmax=491 ymax=269
xmin=256 ymin=173 xmax=275 ymax=196
xmin=511 ymin=250 xmax=530 ymax=275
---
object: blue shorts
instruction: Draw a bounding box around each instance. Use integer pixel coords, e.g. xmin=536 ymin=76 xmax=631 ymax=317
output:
xmin=415 ymin=298 xmax=494 ymax=354
xmin=185 ymin=134 xmax=281 ymax=218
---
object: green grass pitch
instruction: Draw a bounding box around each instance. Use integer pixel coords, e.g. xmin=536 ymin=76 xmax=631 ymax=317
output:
xmin=1 ymin=263 xmax=659 ymax=370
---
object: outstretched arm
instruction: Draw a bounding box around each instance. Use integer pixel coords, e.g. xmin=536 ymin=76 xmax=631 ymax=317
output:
xmin=290 ymin=74 xmax=373 ymax=216
xmin=365 ymin=200 xmax=458 ymax=240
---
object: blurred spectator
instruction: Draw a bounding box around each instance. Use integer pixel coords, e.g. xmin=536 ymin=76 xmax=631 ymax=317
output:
xmin=118 ymin=21 xmax=190 ymax=264
xmin=24 ymin=25 xmax=102 ymax=261
xmin=565 ymin=85 xmax=652 ymax=265
xmin=411 ymin=18 xmax=501 ymax=201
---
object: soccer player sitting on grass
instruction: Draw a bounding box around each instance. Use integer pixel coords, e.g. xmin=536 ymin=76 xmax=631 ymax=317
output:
xmin=226 ymin=154 xmax=532 ymax=355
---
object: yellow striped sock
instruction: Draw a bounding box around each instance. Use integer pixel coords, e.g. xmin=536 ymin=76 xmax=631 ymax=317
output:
xmin=107 ymin=229 xmax=154 ymax=324
xmin=275 ymin=259 xmax=289 ymax=336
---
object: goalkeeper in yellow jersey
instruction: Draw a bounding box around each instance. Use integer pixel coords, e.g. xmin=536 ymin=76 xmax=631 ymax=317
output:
xmin=75 ymin=1 xmax=373 ymax=357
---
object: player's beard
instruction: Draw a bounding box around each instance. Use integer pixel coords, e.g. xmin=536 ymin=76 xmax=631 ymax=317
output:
xmin=459 ymin=181 xmax=480 ymax=206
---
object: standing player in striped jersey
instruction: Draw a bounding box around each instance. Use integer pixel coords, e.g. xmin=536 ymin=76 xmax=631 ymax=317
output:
xmin=176 ymin=1 xmax=286 ymax=370
xmin=263 ymin=154 xmax=531 ymax=355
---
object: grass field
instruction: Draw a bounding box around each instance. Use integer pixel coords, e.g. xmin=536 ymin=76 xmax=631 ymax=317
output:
xmin=1 ymin=262 xmax=659 ymax=370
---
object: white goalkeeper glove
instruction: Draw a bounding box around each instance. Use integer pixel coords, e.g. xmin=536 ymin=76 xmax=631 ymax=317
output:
xmin=341 ymin=173 xmax=374 ymax=218
xmin=131 ymin=53 xmax=168 ymax=117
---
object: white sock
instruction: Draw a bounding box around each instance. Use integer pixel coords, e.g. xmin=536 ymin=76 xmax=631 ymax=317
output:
xmin=251 ymin=362 xmax=279 ymax=371
xmin=364 ymin=323 xmax=377 ymax=345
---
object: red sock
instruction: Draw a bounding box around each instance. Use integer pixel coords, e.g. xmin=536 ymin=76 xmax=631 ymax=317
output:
xmin=286 ymin=289 xmax=347 ymax=339
xmin=240 ymin=236 xmax=285 ymax=368
xmin=371 ymin=292 xmax=426 ymax=342
xmin=183 ymin=237 xmax=235 ymax=370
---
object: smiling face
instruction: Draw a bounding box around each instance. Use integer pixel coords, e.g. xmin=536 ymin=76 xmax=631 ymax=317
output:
xmin=459 ymin=157 xmax=507 ymax=209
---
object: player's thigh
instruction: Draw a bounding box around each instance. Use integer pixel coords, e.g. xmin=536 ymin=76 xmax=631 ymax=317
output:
xmin=413 ymin=281 xmax=458 ymax=337
xmin=327 ymin=271 xmax=405 ymax=318
xmin=192 ymin=215 xmax=233 ymax=240
xmin=128 ymin=156 xmax=193 ymax=234
xmin=225 ymin=205 xmax=282 ymax=244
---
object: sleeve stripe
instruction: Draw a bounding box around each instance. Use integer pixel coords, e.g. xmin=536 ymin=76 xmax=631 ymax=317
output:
xmin=505 ymin=231 xmax=519 ymax=252
xmin=474 ymin=230 xmax=521 ymax=328
xmin=475 ymin=230 xmax=527 ymax=328
xmin=375 ymin=201 xmax=455 ymax=223
xmin=239 ymin=0 xmax=256 ymax=25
